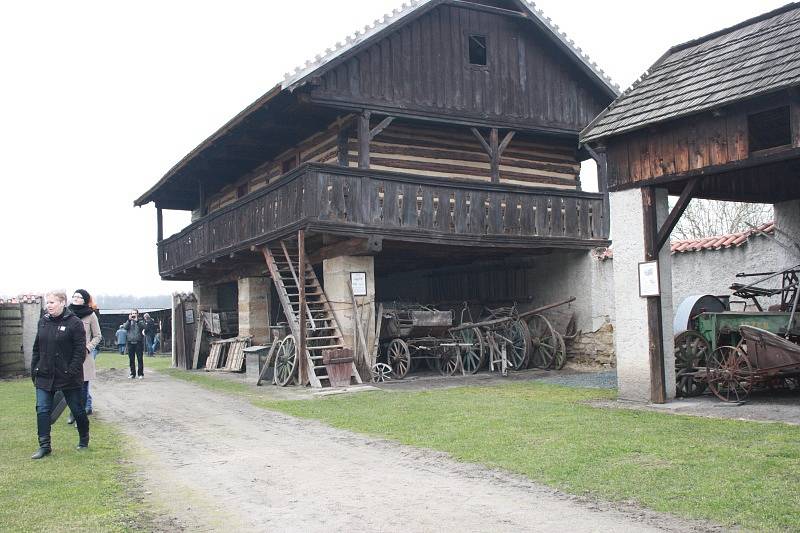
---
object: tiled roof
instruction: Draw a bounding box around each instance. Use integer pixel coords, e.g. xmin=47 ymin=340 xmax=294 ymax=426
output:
xmin=596 ymin=222 xmax=775 ymax=260
xmin=282 ymin=0 xmax=619 ymax=96
xmin=671 ymin=222 xmax=775 ymax=253
xmin=0 ymin=294 xmax=42 ymax=304
xmin=581 ymin=3 xmax=800 ymax=142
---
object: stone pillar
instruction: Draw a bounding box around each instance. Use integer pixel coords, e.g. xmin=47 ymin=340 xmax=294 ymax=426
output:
xmin=323 ymin=256 xmax=375 ymax=375
xmin=609 ymin=188 xmax=674 ymax=402
xmin=193 ymin=281 xmax=218 ymax=312
xmin=774 ymin=199 xmax=800 ymax=268
xmin=238 ymin=277 xmax=270 ymax=345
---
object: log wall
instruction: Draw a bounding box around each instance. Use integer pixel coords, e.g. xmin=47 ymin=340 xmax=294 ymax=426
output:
xmin=205 ymin=119 xmax=580 ymax=214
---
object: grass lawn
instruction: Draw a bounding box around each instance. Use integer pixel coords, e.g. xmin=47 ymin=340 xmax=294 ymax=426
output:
xmin=0 ymin=374 xmax=145 ymax=532
xmin=136 ymin=352 xmax=800 ymax=532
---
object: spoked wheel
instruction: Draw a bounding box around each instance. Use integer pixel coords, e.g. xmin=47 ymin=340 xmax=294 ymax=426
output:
xmin=439 ymin=346 xmax=461 ymax=376
xmin=674 ymin=331 xmax=710 ymax=397
xmin=528 ymin=314 xmax=557 ymax=369
xmin=707 ymin=345 xmax=753 ymax=402
xmin=457 ymin=327 xmax=485 ymax=374
xmin=501 ymin=319 xmax=530 ymax=370
xmin=274 ymin=335 xmax=297 ymax=386
xmin=371 ymin=362 xmax=393 ymax=383
xmin=387 ymin=338 xmax=411 ymax=379
xmin=552 ymin=331 xmax=567 ymax=370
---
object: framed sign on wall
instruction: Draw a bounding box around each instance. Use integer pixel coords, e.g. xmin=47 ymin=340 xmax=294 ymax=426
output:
xmin=638 ymin=260 xmax=660 ymax=297
xmin=350 ymin=272 xmax=367 ymax=296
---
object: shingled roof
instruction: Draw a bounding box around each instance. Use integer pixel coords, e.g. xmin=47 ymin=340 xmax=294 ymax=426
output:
xmin=581 ymin=3 xmax=800 ymax=143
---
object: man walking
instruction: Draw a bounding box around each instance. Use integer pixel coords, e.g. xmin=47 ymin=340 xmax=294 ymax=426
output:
xmin=125 ymin=310 xmax=146 ymax=378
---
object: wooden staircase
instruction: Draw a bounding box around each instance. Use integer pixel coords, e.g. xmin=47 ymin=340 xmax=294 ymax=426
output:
xmin=262 ymin=240 xmax=361 ymax=388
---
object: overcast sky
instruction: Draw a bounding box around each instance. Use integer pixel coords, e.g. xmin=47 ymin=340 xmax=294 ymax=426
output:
xmin=0 ymin=0 xmax=785 ymax=297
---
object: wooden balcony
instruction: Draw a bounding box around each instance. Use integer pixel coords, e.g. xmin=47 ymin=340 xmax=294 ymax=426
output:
xmin=157 ymin=163 xmax=610 ymax=277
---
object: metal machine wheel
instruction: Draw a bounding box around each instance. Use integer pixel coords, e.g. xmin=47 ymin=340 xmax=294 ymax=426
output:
xmin=673 ymin=330 xmax=710 ymax=397
xmin=388 ymin=338 xmax=411 ymax=379
xmin=502 ymin=319 xmax=530 ymax=370
xmin=457 ymin=327 xmax=485 ymax=374
xmin=528 ymin=314 xmax=557 ymax=369
xmin=274 ymin=335 xmax=297 ymax=386
xmin=706 ymin=345 xmax=753 ymax=402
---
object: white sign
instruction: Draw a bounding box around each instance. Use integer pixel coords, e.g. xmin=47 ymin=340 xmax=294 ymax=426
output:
xmin=350 ymin=272 xmax=367 ymax=296
xmin=638 ymin=261 xmax=660 ymax=297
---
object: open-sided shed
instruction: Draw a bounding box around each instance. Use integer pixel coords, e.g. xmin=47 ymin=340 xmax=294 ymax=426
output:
xmin=581 ymin=3 xmax=800 ymax=402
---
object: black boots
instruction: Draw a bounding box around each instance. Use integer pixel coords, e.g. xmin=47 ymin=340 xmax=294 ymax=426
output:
xmin=31 ymin=436 xmax=51 ymax=460
xmin=76 ymin=420 xmax=90 ymax=450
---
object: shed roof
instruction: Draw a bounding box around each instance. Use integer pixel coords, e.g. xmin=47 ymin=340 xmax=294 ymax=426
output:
xmin=581 ymin=3 xmax=800 ymax=143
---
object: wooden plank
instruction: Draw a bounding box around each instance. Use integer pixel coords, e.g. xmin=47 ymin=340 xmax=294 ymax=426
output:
xmin=192 ymin=312 xmax=204 ymax=370
xmin=563 ymin=197 xmax=579 ymax=238
xmin=453 ymin=188 xmax=468 ymax=234
xmin=486 ymin=191 xmax=502 ymax=235
xmin=256 ymin=341 xmax=279 ymax=386
xmin=551 ymin=196 xmax=564 ymax=236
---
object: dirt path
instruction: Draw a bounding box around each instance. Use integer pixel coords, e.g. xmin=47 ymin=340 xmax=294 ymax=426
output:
xmin=93 ymin=369 xmax=717 ymax=533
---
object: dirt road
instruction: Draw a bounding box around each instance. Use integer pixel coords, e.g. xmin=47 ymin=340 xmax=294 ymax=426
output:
xmin=93 ymin=369 xmax=716 ymax=533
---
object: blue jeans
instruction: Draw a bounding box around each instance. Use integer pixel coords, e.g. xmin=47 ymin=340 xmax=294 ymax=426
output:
xmin=145 ymin=335 xmax=155 ymax=356
xmin=118 ymin=344 xmax=125 ymax=354
xmin=36 ymin=387 xmax=88 ymax=444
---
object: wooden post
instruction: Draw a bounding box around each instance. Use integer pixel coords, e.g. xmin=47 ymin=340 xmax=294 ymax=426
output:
xmin=642 ymin=187 xmax=666 ymax=404
xmin=358 ymin=110 xmax=371 ymax=169
xmin=198 ymin=181 xmax=206 ymax=217
xmin=337 ymin=126 xmax=350 ymax=167
xmin=298 ymin=229 xmax=307 ymax=385
xmin=585 ymin=143 xmax=610 ymax=238
xmin=489 ymin=128 xmax=499 ymax=182
xmin=156 ymin=206 xmax=164 ymax=242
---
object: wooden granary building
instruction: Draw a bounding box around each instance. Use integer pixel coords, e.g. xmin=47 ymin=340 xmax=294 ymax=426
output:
xmin=581 ymin=2 xmax=800 ymax=403
xmin=136 ymin=0 xmax=618 ymax=386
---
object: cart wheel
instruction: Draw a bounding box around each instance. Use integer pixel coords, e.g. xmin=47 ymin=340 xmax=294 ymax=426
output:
xmin=706 ymin=345 xmax=753 ymax=402
xmin=274 ymin=335 xmax=297 ymax=386
xmin=457 ymin=327 xmax=485 ymax=374
xmin=502 ymin=319 xmax=530 ymax=370
xmin=388 ymin=338 xmax=411 ymax=379
xmin=439 ymin=346 xmax=461 ymax=376
xmin=371 ymin=362 xmax=393 ymax=383
xmin=673 ymin=331 xmax=710 ymax=397
xmin=553 ymin=331 xmax=567 ymax=370
xmin=528 ymin=314 xmax=557 ymax=369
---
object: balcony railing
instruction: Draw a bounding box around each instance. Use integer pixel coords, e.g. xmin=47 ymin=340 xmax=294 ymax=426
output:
xmin=158 ymin=163 xmax=609 ymax=276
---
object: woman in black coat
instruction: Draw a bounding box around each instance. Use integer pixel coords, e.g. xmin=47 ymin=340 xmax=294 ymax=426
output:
xmin=30 ymin=290 xmax=90 ymax=459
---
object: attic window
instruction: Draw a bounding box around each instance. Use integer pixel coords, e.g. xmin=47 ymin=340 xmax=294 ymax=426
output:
xmin=748 ymin=106 xmax=791 ymax=153
xmin=468 ymin=35 xmax=487 ymax=66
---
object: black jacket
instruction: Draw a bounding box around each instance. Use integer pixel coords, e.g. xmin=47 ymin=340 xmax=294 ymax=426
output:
xmin=125 ymin=318 xmax=146 ymax=344
xmin=31 ymin=308 xmax=86 ymax=391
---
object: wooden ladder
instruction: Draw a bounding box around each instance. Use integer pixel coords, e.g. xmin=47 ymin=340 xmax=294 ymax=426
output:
xmin=261 ymin=239 xmax=361 ymax=388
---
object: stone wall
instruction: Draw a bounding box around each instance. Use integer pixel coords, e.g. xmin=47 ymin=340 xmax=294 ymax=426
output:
xmin=671 ymin=235 xmax=781 ymax=312
xmin=775 ymin=200 xmax=800 ymax=269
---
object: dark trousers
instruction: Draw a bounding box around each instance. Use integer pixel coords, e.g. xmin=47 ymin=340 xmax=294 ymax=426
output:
xmin=145 ymin=335 xmax=154 ymax=356
xmin=127 ymin=341 xmax=144 ymax=376
xmin=36 ymin=387 xmax=89 ymax=446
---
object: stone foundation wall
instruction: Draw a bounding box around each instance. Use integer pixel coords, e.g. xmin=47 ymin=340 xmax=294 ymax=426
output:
xmin=566 ymin=322 xmax=615 ymax=367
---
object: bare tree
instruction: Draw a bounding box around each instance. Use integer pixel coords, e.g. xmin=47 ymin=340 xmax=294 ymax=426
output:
xmin=671 ymin=199 xmax=773 ymax=240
